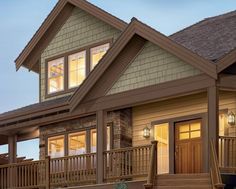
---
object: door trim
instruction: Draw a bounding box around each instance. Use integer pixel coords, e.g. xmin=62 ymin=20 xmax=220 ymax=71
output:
xmin=151 ymin=113 xmax=208 ymax=174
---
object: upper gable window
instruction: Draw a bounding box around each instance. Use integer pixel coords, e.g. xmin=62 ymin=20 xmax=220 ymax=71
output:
xmin=46 ymin=41 xmax=111 ymax=97
xmin=68 ymin=51 xmax=86 ymax=89
xmin=48 ymin=58 xmax=64 ymax=94
xmin=90 ymin=43 xmax=110 ymax=70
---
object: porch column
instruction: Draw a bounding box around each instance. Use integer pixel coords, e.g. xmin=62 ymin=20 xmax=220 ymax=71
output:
xmin=96 ymin=110 xmax=107 ymax=184
xmin=208 ymin=85 xmax=219 ymax=149
xmin=8 ymin=135 xmax=17 ymax=163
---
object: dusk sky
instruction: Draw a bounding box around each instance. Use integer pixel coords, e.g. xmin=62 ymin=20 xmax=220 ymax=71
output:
xmin=0 ymin=0 xmax=235 ymax=159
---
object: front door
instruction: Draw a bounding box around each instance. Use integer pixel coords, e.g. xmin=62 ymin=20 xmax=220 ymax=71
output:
xmin=175 ymin=119 xmax=202 ymax=174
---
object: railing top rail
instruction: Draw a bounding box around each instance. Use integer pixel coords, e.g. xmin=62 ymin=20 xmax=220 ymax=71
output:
xmin=0 ymin=159 xmax=45 ymax=168
xmin=210 ymin=139 xmax=224 ymax=186
xmin=51 ymin=152 xmax=96 ymax=161
xmin=104 ymin=144 xmax=152 ymax=153
xmin=219 ymin=135 xmax=236 ymax=139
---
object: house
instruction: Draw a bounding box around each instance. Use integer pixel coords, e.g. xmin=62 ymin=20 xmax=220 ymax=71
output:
xmin=0 ymin=0 xmax=236 ymax=188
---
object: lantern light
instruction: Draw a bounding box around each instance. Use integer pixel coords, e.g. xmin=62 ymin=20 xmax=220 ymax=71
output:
xmin=143 ymin=126 xmax=151 ymax=138
xmin=228 ymin=111 xmax=235 ymax=125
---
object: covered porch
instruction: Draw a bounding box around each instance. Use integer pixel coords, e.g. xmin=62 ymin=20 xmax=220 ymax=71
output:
xmin=1 ymin=77 xmax=236 ymax=188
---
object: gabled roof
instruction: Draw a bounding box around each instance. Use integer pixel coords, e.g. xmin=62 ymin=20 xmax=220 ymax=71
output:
xmin=0 ymin=17 xmax=218 ymax=126
xmin=69 ymin=18 xmax=217 ymax=111
xmin=15 ymin=0 xmax=127 ymax=73
xmin=170 ymin=10 xmax=236 ymax=61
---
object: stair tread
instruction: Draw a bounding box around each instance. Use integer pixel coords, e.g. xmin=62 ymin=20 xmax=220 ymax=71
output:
xmin=154 ymin=173 xmax=212 ymax=189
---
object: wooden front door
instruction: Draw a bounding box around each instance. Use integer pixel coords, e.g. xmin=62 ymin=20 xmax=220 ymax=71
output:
xmin=175 ymin=119 xmax=203 ymax=174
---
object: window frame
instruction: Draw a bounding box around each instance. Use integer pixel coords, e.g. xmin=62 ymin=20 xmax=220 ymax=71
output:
xmin=45 ymin=39 xmax=113 ymax=99
xmin=46 ymin=56 xmax=65 ymax=95
xmin=45 ymin=123 xmax=113 ymax=158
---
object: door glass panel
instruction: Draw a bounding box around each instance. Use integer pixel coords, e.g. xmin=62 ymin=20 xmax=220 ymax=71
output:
xmin=68 ymin=132 xmax=86 ymax=156
xmin=190 ymin=123 xmax=201 ymax=131
xmin=179 ymin=125 xmax=189 ymax=132
xmin=179 ymin=132 xmax=190 ymax=140
xmin=48 ymin=135 xmax=65 ymax=158
xmin=154 ymin=123 xmax=169 ymax=174
xmin=190 ymin=131 xmax=201 ymax=138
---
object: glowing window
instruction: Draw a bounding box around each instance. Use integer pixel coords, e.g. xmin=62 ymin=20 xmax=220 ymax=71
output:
xmin=154 ymin=123 xmax=169 ymax=174
xmin=68 ymin=51 xmax=86 ymax=88
xmin=68 ymin=132 xmax=86 ymax=156
xmin=90 ymin=43 xmax=110 ymax=70
xmin=48 ymin=58 xmax=64 ymax=94
xmin=91 ymin=129 xmax=97 ymax=153
xmin=178 ymin=121 xmax=201 ymax=140
xmin=48 ymin=135 xmax=65 ymax=158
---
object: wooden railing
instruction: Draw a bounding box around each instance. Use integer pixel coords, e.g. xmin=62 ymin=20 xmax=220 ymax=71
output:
xmin=144 ymin=141 xmax=158 ymax=189
xmin=104 ymin=144 xmax=152 ymax=181
xmin=219 ymin=136 xmax=236 ymax=173
xmin=0 ymin=159 xmax=47 ymax=189
xmin=209 ymin=139 xmax=225 ymax=189
xmin=0 ymin=144 xmax=154 ymax=188
xmin=50 ymin=153 xmax=96 ymax=187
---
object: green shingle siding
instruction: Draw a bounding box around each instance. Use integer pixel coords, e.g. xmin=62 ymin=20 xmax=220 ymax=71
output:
xmin=40 ymin=7 xmax=121 ymax=101
xmin=107 ymin=42 xmax=202 ymax=95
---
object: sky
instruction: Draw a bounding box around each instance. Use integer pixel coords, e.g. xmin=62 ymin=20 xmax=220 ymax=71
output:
xmin=0 ymin=0 xmax=235 ymax=160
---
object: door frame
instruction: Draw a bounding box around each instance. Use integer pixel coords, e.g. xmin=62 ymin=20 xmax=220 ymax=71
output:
xmin=151 ymin=113 xmax=208 ymax=174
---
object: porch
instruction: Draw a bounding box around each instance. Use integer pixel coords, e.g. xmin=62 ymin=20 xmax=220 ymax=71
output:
xmin=0 ymin=143 xmax=155 ymax=189
xmin=0 ymin=136 xmax=235 ymax=189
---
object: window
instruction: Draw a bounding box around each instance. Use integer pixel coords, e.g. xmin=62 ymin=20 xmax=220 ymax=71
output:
xmin=48 ymin=135 xmax=65 ymax=158
xmin=47 ymin=58 xmax=64 ymax=94
xmin=90 ymin=43 xmax=110 ymax=70
xmin=46 ymin=41 xmax=111 ymax=96
xmin=91 ymin=129 xmax=97 ymax=153
xmin=68 ymin=132 xmax=86 ymax=156
xmin=154 ymin=123 xmax=169 ymax=174
xmin=68 ymin=51 xmax=86 ymax=89
xmin=179 ymin=122 xmax=201 ymax=140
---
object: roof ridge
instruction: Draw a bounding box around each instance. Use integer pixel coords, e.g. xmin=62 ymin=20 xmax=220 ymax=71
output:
xmin=203 ymin=9 xmax=236 ymax=21
xmin=170 ymin=9 xmax=236 ymax=37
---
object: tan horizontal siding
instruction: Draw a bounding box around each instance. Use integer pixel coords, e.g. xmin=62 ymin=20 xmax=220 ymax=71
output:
xmin=133 ymin=91 xmax=236 ymax=147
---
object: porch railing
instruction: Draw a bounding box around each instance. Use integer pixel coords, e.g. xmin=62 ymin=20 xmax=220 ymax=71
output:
xmin=210 ymin=139 xmax=225 ymax=189
xmin=50 ymin=153 xmax=96 ymax=187
xmin=0 ymin=143 xmax=155 ymax=189
xmin=104 ymin=144 xmax=152 ymax=181
xmin=0 ymin=160 xmax=46 ymax=189
xmin=219 ymin=136 xmax=236 ymax=172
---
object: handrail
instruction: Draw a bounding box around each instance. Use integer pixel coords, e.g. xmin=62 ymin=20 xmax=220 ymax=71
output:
xmin=209 ymin=139 xmax=225 ymax=189
xmin=144 ymin=141 xmax=158 ymax=189
xmin=104 ymin=144 xmax=152 ymax=153
xmin=219 ymin=135 xmax=236 ymax=139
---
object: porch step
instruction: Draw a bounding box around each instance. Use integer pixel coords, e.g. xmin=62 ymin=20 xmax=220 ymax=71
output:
xmin=154 ymin=173 xmax=212 ymax=189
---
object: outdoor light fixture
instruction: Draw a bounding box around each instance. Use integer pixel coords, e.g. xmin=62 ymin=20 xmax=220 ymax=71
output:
xmin=228 ymin=111 xmax=235 ymax=125
xmin=143 ymin=125 xmax=151 ymax=138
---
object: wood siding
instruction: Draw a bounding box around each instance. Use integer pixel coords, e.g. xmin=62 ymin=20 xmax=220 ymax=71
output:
xmin=40 ymin=7 xmax=121 ymax=101
xmin=108 ymin=42 xmax=202 ymax=95
xmin=132 ymin=91 xmax=236 ymax=147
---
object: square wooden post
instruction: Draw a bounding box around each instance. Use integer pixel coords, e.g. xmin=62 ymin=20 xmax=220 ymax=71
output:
xmin=96 ymin=110 xmax=107 ymax=184
xmin=8 ymin=135 xmax=17 ymax=164
xmin=208 ymin=85 xmax=219 ymax=171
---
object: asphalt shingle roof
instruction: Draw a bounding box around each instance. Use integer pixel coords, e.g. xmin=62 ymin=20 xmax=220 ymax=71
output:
xmin=170 ymin=10 xmax=236 ymax=61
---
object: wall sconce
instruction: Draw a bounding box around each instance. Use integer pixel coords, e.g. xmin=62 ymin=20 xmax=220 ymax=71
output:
xmin=228 ymin=111 xmax=235 ymax=125
xmin=143 ymin=126 xmax=151 ymax=138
